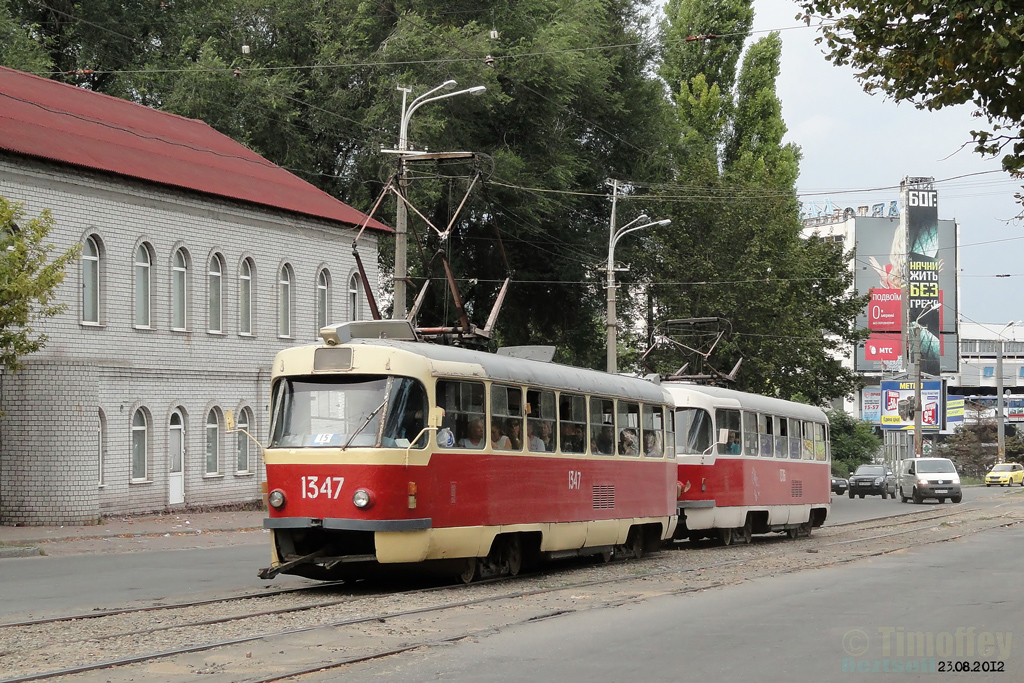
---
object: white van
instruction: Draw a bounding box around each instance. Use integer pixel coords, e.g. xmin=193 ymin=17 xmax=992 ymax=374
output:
xmin=897 ymin=457 xmax=962 ymax=504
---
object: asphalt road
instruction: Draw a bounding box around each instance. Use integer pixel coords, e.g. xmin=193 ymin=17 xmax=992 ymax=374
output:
xmin=334 ymin=515 xmax=1024 ymax=682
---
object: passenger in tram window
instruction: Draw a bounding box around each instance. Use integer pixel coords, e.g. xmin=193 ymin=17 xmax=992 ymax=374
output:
xmin=644 ymin=431 xmax=662 ymax=457
xmin=507 ymin=420 xmax=523 ymax=450
xmin=560 ymin=421 xmax=583 ymax=453
xmin=593 ymin=422 xmax=614 ymax=454
xmin=458 ymin=417 xmax=486 ymax=449
xmin=619 ymin=428 xmax=639 ymax=456
xmin=539 ymin=420 xmax=554 ymax=451
xmin=727 ymin=432 xmax=741 ymax=454
xmin=527 ymin=421 xmax=546 ymax=451
xmin=491 ymin=421 xmax=512 ymax=450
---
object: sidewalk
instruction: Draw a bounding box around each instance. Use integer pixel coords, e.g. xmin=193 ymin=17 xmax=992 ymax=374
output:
xmin=0 ymin=509 xmax=266 ymax=558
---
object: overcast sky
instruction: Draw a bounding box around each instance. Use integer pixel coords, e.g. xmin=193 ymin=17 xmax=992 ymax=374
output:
xmin=750 ymin=0 xmax=1022 ymax=328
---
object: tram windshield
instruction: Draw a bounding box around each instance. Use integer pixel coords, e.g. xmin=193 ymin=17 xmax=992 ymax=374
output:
xmin=270 ymin=375 xmax=427 ymax=449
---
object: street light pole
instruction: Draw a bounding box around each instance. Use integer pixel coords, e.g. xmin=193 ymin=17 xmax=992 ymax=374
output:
xmin=996 ymin=321 xmax=1019 ymax=464
xmin=605 ymin=203 xmax=670 ymax=373
xmin=393 ymin=80 xmax=485 ymax=319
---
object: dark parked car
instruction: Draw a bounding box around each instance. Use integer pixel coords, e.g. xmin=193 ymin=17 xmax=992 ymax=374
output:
xmin=831 ymin=476 xmax=848 ymax=495
xmin=848 ymin=464 xmax=897 ymax=499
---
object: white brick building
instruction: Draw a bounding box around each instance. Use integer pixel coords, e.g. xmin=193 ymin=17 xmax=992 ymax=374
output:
xmin=0 ymin=67 xmax=388 ymax=525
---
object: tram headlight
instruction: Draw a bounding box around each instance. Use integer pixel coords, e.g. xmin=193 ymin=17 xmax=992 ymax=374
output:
xmin=268 ymin=489 xmax=286 ymax=510
xmin=352 ymin=489 xmax=374 ymax=509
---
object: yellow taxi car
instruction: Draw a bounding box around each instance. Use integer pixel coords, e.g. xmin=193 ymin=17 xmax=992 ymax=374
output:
xmin=985 ymin=463 xmax=1024 ymax=487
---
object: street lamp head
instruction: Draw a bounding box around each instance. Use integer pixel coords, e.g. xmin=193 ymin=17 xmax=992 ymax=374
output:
xmin=466 ymin=85 xmax=486 ymax=95
xmin=654 ymin=219 xmax=671 ymax=227
xmin=440 ymin=79 xmax=457 ymax=90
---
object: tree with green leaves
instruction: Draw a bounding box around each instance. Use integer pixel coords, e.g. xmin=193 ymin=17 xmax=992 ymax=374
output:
xmin=796 ymin=1 xmax=1024 ymax=177
xmin=640 ymin=0 xmax=868 ymax=404
xmin=826 ymin=408 xmax=881 ymax=477
xmin=0 ymin=196 xmax=79 ymax=374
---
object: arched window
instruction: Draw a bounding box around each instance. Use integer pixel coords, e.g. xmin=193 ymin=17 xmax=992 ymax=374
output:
xmin=208 ymin=254 xmax=223 ymax=333
xmin=317 ymin=269 xmax=331 ymax=332
xmin=239 ymin=259 xmax=253 ymax=335
xmin=172 ymin=248 xmax=189 ymax=330
xmin=349 ymin=273 xmax=362 ymax=322
xmin=236 ymin=407 xmax=251 ymax=473
xmin=131 ymin=409 xmax=148 ymax=481
xmin=278 ymin=264 xmax=292 ymax=337
xmin=206 ymin=409 xmax=220 ymax=475
xmin=134 ymin=244 xmax=151 ymax=327
xmin=82 ymin=235 xmax=100 ymax=324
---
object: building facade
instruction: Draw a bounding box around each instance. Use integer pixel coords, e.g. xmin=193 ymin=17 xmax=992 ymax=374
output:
xmin=0 ymin=67 xmax=387 ymax=525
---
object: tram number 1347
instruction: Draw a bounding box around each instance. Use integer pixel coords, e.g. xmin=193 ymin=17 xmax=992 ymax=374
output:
xmin=300 ymin=476 xmax=345 ymax=499
xmin=568 ymin=470 xmax=582 ymax=490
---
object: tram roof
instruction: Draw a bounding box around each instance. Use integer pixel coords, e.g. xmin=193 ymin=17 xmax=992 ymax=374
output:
xmin=338 ymin=338 xmax=672 ymax=404
xmin=663 ymin=382 xmax=829 ymax=422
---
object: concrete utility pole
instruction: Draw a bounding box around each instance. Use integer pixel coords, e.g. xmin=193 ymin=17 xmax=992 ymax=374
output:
xmin=392 ymin=81 xmax=485 ymax=319
xmin=604 ymin=180 xmax=669 ymax=374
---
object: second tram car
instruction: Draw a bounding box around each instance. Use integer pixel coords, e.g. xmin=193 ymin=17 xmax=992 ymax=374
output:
xmin=666 ymin=383 xmax=830 ymax=544
xmin=259 ymin=321 xmax=678 ymax=582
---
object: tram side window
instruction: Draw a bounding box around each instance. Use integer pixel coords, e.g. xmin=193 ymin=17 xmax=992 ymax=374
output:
xmin=491 ymin=384 xmax=524 ymax=451
xmin=814 ymin=422 xmax=827 ymax=461
xmin=380 ymin=377 xmax=429 ymax=449
xmin=775 ymin=416 xmax=788 ymax=457
xmin=802 ymin=420 xmax=814 ymax=460
xmin=641 ymin=404 xmax=663 ymax=458
xmin=742 ymin=411 xmax=758 ymax=456
xmin=559 ymin=393 xmax=587 ymax=454
xmin=664 ymin=406 xmax=676 ymax=458
xmin=436 ymin=380 xmax=486 ymax=449
xmin=788 ymin=418 xmax=801 ymax=459
xmin=717 ymin=409 xmax=741 ymax=455
xmin=758 ymin=413 xmax=774 ymax=457
xmin=589 ymin=397 xmax=615 ymax=455
xmin=617 ymin=401 xmax=640 ymax=456
xmin=676 ymin=408 xmax=712 ymax=455
xmin=526 ymin=389 xmax=556 ymax=452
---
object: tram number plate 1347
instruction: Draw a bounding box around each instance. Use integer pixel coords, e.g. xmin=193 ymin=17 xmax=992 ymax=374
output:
xmin=300 ymin=476 xmax=345 ymax=499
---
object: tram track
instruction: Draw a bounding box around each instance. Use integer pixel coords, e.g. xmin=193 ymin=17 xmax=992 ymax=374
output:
xmin=2 ymin=502 xmax=1022 ymax=683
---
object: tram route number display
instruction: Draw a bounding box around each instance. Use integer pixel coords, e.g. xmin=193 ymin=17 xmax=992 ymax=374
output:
xmin=300 ymin=476 xmax=345 ymax=499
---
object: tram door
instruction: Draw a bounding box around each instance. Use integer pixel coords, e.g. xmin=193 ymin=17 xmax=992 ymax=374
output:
xmin=168 ymin=410 xmax=185 ymax=505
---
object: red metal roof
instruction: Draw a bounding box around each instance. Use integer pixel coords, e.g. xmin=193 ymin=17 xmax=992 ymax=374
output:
xmin=0 ymin=67 xmax=389 ymax=232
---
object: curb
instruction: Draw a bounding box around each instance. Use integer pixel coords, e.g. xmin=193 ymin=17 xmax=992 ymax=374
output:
xmin=0 ymin=545 xmax=43 ymax=558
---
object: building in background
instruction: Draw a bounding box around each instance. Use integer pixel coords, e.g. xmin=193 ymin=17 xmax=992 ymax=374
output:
xmin=0 ymin=67 xmax=389 ymax=525
xmin=801 ymin=177 xmax=962 ymax=460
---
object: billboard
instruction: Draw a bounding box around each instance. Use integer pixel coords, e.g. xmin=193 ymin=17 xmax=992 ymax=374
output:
xmin=880 ymin=379 xmax=943 ymax=430
xmin=904 ymin=183 xmax=943 ymax=375
xmin=862 ymin=386 xmax=881 ymax=423
xmin=853 ymin=209 xmax=958 ymax=373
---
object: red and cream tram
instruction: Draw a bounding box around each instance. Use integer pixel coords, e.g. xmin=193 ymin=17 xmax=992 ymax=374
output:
xmin=259 ymin=321 xmax=677 ymax=582
xmin=666 ymin=383 xmax=830 ymax=544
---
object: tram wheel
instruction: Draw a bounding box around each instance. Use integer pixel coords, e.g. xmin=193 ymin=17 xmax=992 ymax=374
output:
xmin=786 ymin=527 xmax=799 ymax=540
xmin=503 ymin=535 xmax=523 ymax=577
xmin=459 ymin=557 xmax=478 ymax=584
xmin=719 ymin=527 xmax=733 ymax=546
xmin=625 ymin=527 xmax=645 ymax=559
xmin=741 ymin=521 xmax=752 ymax=545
